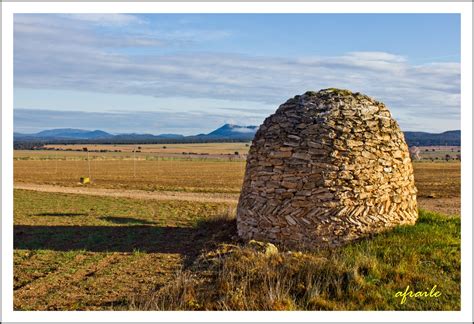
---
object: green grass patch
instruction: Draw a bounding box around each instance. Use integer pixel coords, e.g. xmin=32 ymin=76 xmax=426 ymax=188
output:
xmin=134 ymin=210 xmax=460 ymax=311
xmin=14 ymin=189 xmax=227 ymax=227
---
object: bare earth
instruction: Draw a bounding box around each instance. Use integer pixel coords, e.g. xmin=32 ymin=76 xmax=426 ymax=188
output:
xmin=417 ymin=197 xmax=460 ymax=216
xmin=14 ymin=183 xmax=239 ymax=205
xmin=14 ymin=183 xmax=459 ymax=216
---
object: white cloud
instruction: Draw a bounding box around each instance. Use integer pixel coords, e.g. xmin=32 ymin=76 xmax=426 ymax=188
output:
xmin=65 ymin=14 xmax=143 ymax=26
xmin=232 ymin=128 xmax=256 ymax=133
xmin=13 ymin=14 xmax=460 ymax=133
xmin=347 ymin=51 xmax=407 ymax=63
xmin=14 ymin=108 xmax=260 ymax=135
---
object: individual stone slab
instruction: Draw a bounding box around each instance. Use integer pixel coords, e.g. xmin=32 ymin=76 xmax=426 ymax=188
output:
xmin=236 ymin=88 xmax=418 ymax=249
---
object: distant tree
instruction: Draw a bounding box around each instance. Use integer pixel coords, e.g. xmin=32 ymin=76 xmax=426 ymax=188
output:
xmin=445 ymin=154 xmax=451 ymax=161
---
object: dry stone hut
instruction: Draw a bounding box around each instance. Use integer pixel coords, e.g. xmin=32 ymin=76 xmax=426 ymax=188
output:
xmin=237 ymin=89 xmax=418 ymax=248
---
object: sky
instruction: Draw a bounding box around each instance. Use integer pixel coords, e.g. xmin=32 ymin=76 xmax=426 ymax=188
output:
xmin=14 ymin=13 xmax=460 ymax=135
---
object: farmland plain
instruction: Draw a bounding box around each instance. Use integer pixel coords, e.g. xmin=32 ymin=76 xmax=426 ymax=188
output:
xmin=14 ymin=148 xmax=460 ymax=197
xmin=13 ymin=144 xmax=461 ymax=310
xmin=42 ymin=142 xmax=251 ymax=155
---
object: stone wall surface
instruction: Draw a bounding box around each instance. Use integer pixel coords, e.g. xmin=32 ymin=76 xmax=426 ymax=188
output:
xmin=236 ymin=89 xmax=418 ymax=248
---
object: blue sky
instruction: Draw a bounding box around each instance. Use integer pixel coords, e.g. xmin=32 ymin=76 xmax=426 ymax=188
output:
xmin=14 ymin=13 xmax=460 ymax=134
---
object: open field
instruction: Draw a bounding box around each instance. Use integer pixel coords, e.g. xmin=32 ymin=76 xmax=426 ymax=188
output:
xmin=14 ymin=149 xmax=247 ymax=163
xmin=13 ymin=144 xmax=461 ymax=310
xmin=411 ymin=162 xmax=460 ymax=199
xmin=19 ymin=144 xmax=460 ymax=161
xmin=14 ymin=150 xmax=460 ymax=197
xmin=14 ymin=190 xmax=460 ymax=310
xmin=14 ymin=190 xmax=233 ymax=310
xmin=14 ymin=158 xmax=246 ymax=193
xmin=415 ymin=146 xmax=461 ymax=161
xmin=43 ymin=142 xmax=251 ymax=155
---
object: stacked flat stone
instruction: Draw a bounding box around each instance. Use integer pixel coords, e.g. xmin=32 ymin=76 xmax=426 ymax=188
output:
xmin=237 ymin=89 xmax=418 ymax=248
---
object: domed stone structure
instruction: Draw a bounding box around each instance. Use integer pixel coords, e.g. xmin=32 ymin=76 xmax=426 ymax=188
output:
xmin=237 ymin=89 xmax=418 ymax=248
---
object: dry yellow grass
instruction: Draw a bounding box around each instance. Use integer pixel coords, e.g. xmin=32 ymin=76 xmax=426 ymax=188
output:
xmin=132 ymin=210 xmax=460 ymax=311
xmin=42 ymin=142 xmax=251 ymax=154
xmin=412 ymin=162 xmax=460 ymax=198
xmin=14 ymin=159 xmax=246 ymax=193
xmin=14 ymin=149 xmax=460 ymax=198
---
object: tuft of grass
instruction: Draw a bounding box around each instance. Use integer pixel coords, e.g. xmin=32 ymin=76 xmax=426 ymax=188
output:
xmin=321 ymin=88 xmax=354 ymax=95
xmin=131 ymin=210 xmax=460 ymax=311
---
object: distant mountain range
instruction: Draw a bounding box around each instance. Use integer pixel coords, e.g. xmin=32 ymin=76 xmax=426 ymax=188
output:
xmin=403 ymin=130 xmax=460 ymax=146
xmin=13 ymin=124 xmax=258 ymax=143
xmin=14 ymin=125 xmax=460 ymax=146
xmin=30 ymin=128 xmax=113 ymax=140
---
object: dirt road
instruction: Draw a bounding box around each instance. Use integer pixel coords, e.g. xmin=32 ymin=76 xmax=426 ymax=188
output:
xmin=14 ymin=183 xmax=240 ymax=205
xmin=14 ymin=183 xmax=460 ymax=215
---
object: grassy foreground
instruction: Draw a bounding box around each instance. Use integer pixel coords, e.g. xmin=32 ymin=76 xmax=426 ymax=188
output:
xmin=13 ymin=190 xmax=232 ymax=310
xmin=132 ymin=210 xmax=460 ymax=311
xmin=14 ymin=190 xmax=460 ymax=310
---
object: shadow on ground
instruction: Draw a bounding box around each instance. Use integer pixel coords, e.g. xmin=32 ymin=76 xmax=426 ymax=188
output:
xmin=14 ymin=215 xmax=237 ymax=267
xmin=98 ymin=216 xmax=158 ymax=225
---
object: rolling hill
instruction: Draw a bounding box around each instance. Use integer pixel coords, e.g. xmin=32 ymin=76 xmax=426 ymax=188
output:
xmin=14 ymin=125 xmax=460 ymax=146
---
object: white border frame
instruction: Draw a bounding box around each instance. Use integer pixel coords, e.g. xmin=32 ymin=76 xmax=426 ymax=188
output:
xmin=2 ymin=2 xmax=472 ymax=322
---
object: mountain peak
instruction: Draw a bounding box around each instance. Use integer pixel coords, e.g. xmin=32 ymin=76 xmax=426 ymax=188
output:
xmin=221 ymin=123 xmax=240 ymax=128
xmin=14 ymin=126 xmax=460 ymax=146
xmin=208 ymin=124 xmax=258 ymax=137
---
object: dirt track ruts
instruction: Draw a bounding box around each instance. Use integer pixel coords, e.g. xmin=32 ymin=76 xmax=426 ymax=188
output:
xmin=14 ymin=183 xmax=240 ymax=204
